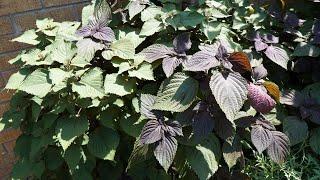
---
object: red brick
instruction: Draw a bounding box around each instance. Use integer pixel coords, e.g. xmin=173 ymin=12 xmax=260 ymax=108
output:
xmin=0 ymin=0 xmax=42 ymax=16
xmin=0 ymin=35 xmax=31 ymax=54
xmin=0 ymin=17 xmax=13 ymax=36
xmin=1 ymin=69 xmax=18 ymax=85
xmin=3 ymin=141 xmax=16 ymax=154
xmin=14 ymin=6 xmax=77 ymax=32
xmin=0 ymin=90 xmax=14 ymax=103
xmin=0 ymin=52 xmax=19 ymax=72
xmin=0 ymin=103 xmax=10 ymax=117
xmin=0 ymin=77 xmax=4 ymax=89
xmin=0 ymin=130 xmax=20 ymax=144
xmin=74 ymin=2 xmax=91 ymax=19
xmin=43 ymin=0 xmax=86 ymax=7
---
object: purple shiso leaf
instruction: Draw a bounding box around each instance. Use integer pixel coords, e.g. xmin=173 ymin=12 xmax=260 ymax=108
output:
xmin=166 ymin=121 xmax=183 ymax=137
xmin=280 ymin=89 xmax=305 ymax=107
xmin=216 ymin=43 xmax=228 ymax=60
xmin=252 ymin=64 xmax=268 ymax=81
xmin=251 ymin=124 xmax=274 ymax=153
xmin=266 ymin=131 xmax=290 ymax=164
xmin=139 ymin=44 xmax=175 ymax=63
xmin=153 ymin=134 xmax=178 ymax=172
xmin=140 ymin=120 xmax=163 ymax=145
xmin=192 ymin=110 xmax=214 ymax=141
xmin=313 ymin=34 xmax=320 ymax=44
xmin=92 ymin=26 xmax=115 ymax=42
xmin=162 ymin=57 xmax=183 ymax=77
xmin=140 ymin=94 xmax=158 ymax=120
xmin=76 ymin=20 xmax=115 ymax=42
xmin=264 ymin=45 xmax=289 ymax=70
xmin=292 ymin=58 xmax=314 ymax=73
xmin=183 ymin=49 xmax=219 ymax=72
xmin=221 ymin=59 xmax=233 ymax=70
xmin=254 ymin=40 xmax=268 ymax=51
xmin=248 ymin=83 xmax=276 ymax=114
xmin=94 ymin=0 xmax=112 ymax=24
xmin=76 ymin=25 xmax=93 ymax=37
xmin=284 ymin=12 xmax=305 ymax=28
xmin=261 ymin=33 xmax=279 ymax=44
xmin=312 ymin=20 xmax=320 ymax=35
xmin=246 ymin=31 xmax=262 ymax=41
xmin=173 ymin=33 xmax=192 ymax=54
xmin=309 ymin=107 xmax=320 ymax=124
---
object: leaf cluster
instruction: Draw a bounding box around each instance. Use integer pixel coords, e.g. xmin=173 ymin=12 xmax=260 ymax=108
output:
xmin=1 ymin=0 xmax=320 ymax=179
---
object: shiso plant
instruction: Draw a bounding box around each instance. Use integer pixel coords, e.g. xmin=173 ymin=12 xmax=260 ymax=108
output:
xmin=1 ymin=0 xmax=319 ymax=179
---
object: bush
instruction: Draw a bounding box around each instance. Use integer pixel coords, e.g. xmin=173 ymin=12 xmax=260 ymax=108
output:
xmin=1 ymin=0 xmax=319 ymax=179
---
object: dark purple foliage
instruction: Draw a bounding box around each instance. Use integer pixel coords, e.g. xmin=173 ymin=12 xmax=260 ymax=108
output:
xmin=139 ymin=33 xmax=192 ymax=77
xmin=76 ymin=0 xmax=115 ymax=42
xmin=283 ymin=12 xmax=305 ymax=29
xmin=76 ymin=20 xmax=115 ymax=42
xmin=250 ymin=117 xmax=290 ymax=163
xmin=183 ymin=44 xmax=220 ymax=71
xmin=173 ymin=33 xmax=192 ymax=54
xmin=252 ymin=64 xmax=268 ymax=81
xmin=140 ymin=119 xmax=183 ymax=145
xmin=280 ymin=89 xmax=320 ymax=124
xmin=248 ymin=31 xmax=282 ymax=56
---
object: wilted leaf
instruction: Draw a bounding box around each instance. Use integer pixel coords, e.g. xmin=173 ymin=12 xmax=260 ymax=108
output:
xmin=263 ymin=81 xmax=280 ymax=102
xmin=228 ymin=52 xmax=252 ymax=74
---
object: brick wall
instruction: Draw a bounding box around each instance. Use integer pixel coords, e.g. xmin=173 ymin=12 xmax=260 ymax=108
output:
xmin=0 ymin=0 xmax=90 ymax=178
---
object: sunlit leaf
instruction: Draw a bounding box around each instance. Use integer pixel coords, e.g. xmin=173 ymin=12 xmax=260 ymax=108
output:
xmin=210 ymin=71 xmax=248 ymax=120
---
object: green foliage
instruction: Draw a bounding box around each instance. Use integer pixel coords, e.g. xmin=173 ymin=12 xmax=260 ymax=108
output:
xmin=2 ymin=0 xmax=320 ymax=179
